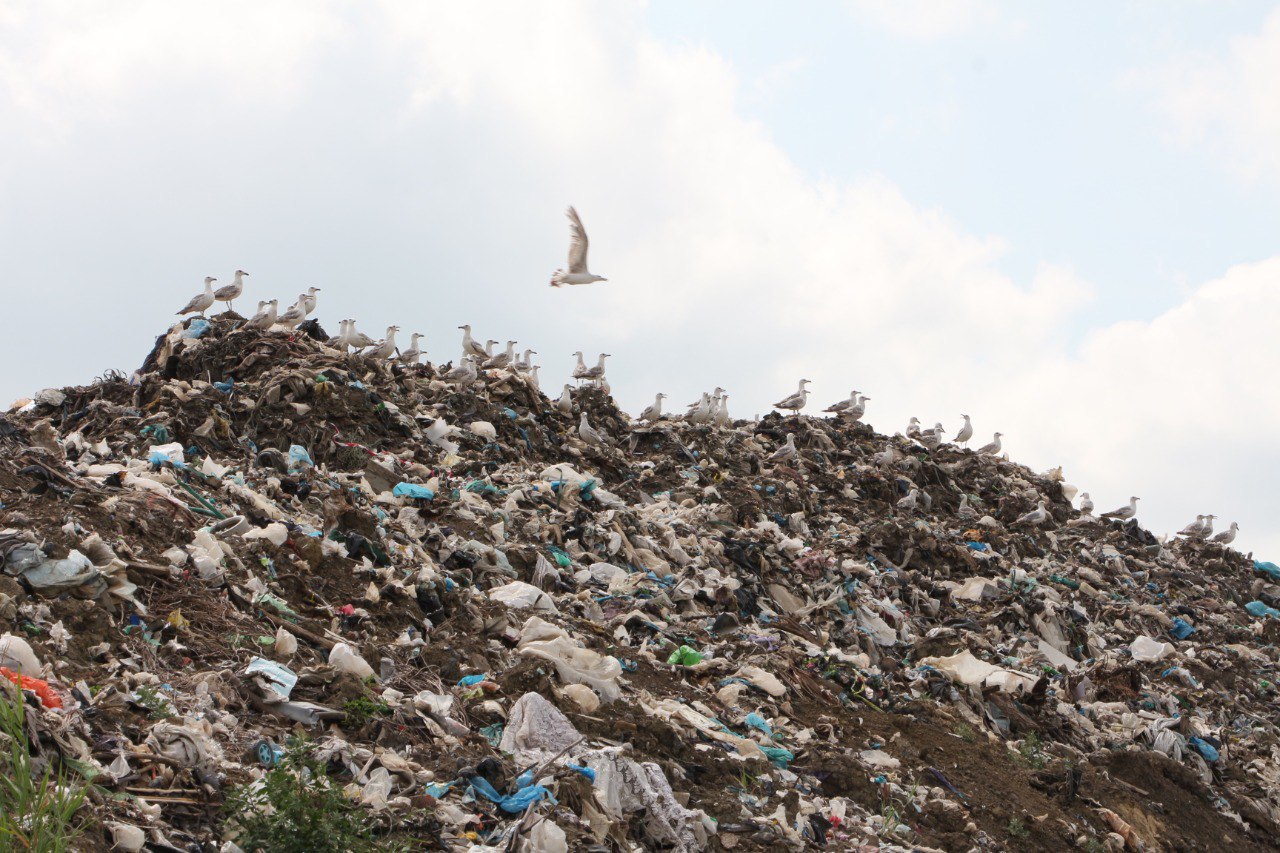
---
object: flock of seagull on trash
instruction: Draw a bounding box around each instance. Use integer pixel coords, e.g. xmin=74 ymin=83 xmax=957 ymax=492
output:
xmin=173 ymin=204 xmax=1242 ymax=553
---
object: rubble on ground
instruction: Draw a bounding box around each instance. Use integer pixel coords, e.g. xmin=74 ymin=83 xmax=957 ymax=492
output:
xmin=1 ymin=313 xmax=1278 ymax=851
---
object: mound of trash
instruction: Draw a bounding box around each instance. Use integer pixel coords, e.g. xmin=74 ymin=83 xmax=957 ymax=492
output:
xmin=1 ymin=313 xmax=1278 ymax=851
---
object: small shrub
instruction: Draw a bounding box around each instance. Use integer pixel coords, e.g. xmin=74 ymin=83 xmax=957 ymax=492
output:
xmin=222 ymin=737 xmax=384 ymax=853
xmin=1007 ymin=816 xmax=1030 ymax=839
xmin=0 ymin=690 xmax=89 ymax=852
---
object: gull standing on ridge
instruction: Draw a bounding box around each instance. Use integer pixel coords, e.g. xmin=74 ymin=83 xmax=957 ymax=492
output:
xmin=1101 ymin=496 xmax=1139 ymax=520
xmin=1176 ymin=515 xmax=1206 ymax=538
xmin=246 ymin=299 xmax=278 ymax=331
xmin=571 ymin=352 xmax=589 ymax=382
xmin=714 ymin=394 xmax=732 ymax=428
xmin=896 ymin=488 xmax=920 ymax=511
xmin=515 ymin=349 xmax=537 ymax=372
xmin=550 ymin=206 xmax=608 ymax=287
xmin=527 ymin=364 xmax=541 ymax=391
xmin=639 ymin=393 xmax=666 ymax=423
xmin=954 ymin=415 xmax=973 ymax=447
xmin=348 ymin=321 xmax=375 ymax=350
xmin=849 ymin=395 xmax=868 ymax=422
xmin=557 ymin=385 xmax=574 ymax=416
xmin=275 ymin=296 xmax=307 ymax=330
xmin=824 ymin=390 xmax=861 ymax=415
xmin=1078 ymin=492 xmax=1094 ymax=515
xmin=1211 ymin=522 xmax=1239 ymax=545
xmin=580 ymin=353 xmax=610 ymax=384
xmin=399 ymin=333 xmax=425 ymax=366
xmin=443 ymin=357 xmax=477 ymax=385
xmin=301 ymin=286 xmax=321 ymax=316
xmin=975 ymin=432 xmax=1002 ymax=456
xmin=214 ymin=270 xmax=248 ymax=312
xmin=578 ymin=412 xmax=608 ymax=447
xmin=458 ymin=325 xmax=488 ymax=360
xmin=364 ymin=326 xmax=399 ymax=360
xmin=906 ymin=417 xmax=922 ymax=439
xmin=774 ymin=379 xmax=811 ymax=413
xmin=486 ymin=341 xmax=517 ymax=370
xmin=177 ymin=277 xmax=217 ymax=317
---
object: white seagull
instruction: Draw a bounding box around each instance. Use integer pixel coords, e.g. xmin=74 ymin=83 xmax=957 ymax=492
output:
xmin=953 ymin=415 xmax=973 ymax=447
xmin=275 ymin=296 xmax=307 ymax=330
xmin=214 ymin=270 xmax=248 ymax=312
xmin=550 ymin=206 xmax=607 ymax=287
xmin=177 ymin=277 xmax=217 ymax=317
xmin=1078 ymin=492 xmax=1094 ymax=515
xmin=556 ymin=384 xmax=574 ymax=416
xmin=301 ymin=286 xmax=321 ymax=316
xmin=1016 ymin=500 xmax=1050 ymax=526
xmin=399 ymin=333 xmax=425 ymax=366
xmin=246 ymin=299 xmax=278 ymax=331
xmin=639 ymin=393 xmax=666 ymax=423
xmin=774 ymin=379 xmax=811 ymax=413
xmin=766 ymin=433 xmax=798 ymax=464
xmin=975 ymin=432 xmax=1003 ymax=456
xmin=578 ymin=412 xmax=608 ymax=446
xmin=1211 ymin=522 xmax=1239 ymax=545
xmin=458 ymin=325 xmax=488 ymax=360
xmin=1101 ymin=496 xmax=1139 ymax=520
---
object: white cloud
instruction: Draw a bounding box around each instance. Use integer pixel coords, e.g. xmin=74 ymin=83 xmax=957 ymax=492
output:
xmin=0 ymin=2 xmax=1275 ymax=557
xmin=846 ymin=0 xmax=1011 ymax=41
xmin=1139 ymin=6 xmax=1280 ymax=183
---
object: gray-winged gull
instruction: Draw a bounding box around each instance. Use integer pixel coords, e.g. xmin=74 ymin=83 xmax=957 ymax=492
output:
xmin=557 ymin=385 xmax=574 ymax=416
xmin=578 ymin=412 xmax=607 ymax=446
xmin=301 ymin=286 xmax=320 ymax=316
xmin=1211 ymin=522 xmax=1239 ymax=544
xmin=1016 ymin=500 xmax=1050 ymax=526
xmin=458 ymin=325 xmax=488 ymax=359
xmin=177 ymin=277 xmax=217 ymax=317
xmin=213 ymin=270 xmax=248 ymax=312
xmin=773 ymin=379 xmax=811 ymax=413
xmin=246 ymin=299 xmax=278 ymax=331
xmin=639 ymin=393 xmax=666 ymax=422
xmin=550 ymin=206 xmax=608 ymax=287
xmin=975 ymin=432 xmax=1002 ymax=456
xmin=1176 ymin=515 xmax=1206 ymax=538
xmin=274 ymin=296 xmax=307 ymax=331
xmin=953 ymin=415 xmax=973 ymax=447
xmin=1100 ymin=496 xmax=1139 ymax=520
xmin=399 ymin=333 xmax=424 ymax=366
xmin=443 ymin=356 xmax=477 ymax=385
xmin=485 ymin=341 xmax=517 ymax=370
xmin=824 ymin=390 xmax=861 ymax=415
xmin=364 ymin=326 xmax=399 ymax=360
xmin=1078 ymin=492 xmax=1093 ymax=515
xmin=766 ymin=433 xmax=798 ymax=464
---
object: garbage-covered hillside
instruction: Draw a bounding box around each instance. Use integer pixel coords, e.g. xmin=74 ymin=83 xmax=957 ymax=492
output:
xmin=2 ymin=312 xmax=1279 ymax=852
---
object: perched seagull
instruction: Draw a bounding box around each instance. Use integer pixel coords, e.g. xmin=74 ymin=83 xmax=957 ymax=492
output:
xmin=850 ymin=395 xmax=869 ymax=421
xmin=1101 ymin=496 xmax=1140 ymax=520
xmin=526 ymin=364 xmax=541 ymax=391
xmin=774 ymin=379 xmax=811 ymax=413
xmin=687 ymin=393 xmax=712 ymax=424
xmin=399 ymin=333 xmax=425 ymax=366
xmin=246 ymin=299 xmax=278 ymax=331
xmin=824 ymin=390 xmax=861 ymax=415
xmin=514 ymin=349 xmax=537 ymax=372
xmin=443 ymin=356 xmax=477 ymax=385
xmin=348 ymin=321 xmax=376 ymax=350
xmin=766 ymin=433 xmax=798 ymax=464
xmin=275 ymin=296 xmax=307 ymax=330
xmin=328 ymin=318 xmax=353 ymax=348
xmin=550 ymin=206 xmax=607 ymax=287
xmin=364 ymin=326 xmax=399 ymax=360
xmin=1211 ymin=522 xmax=1239 ymax=545
xmin=483 ymin=340 xmax=498 ymax=359
xmin=919 ymin=422 xmax=946 ymax=452
xmin=1200 ymin=514 xmax=1217 ymax=539
xmin=975 ymin=432 xmax=1003 ymax=456
xmin=905 ymin=417 xmax=922 ymax=439
xmin=458 ymin=325 xmax=488 ymax=360
xmin=1016 ymin=500 xmax=1050 ymax=526
xmin=714 ymin=394 xmax=732 ymax=428
xmin=639 ymin=393 xmax=666 ymax=423
xmin=953 ymin=415 xmax=973 ymax=447
xmin=556 ymin=384 xmax=574 ymax=416
xmin=485 ymin=340 xmax=517 ymax=370
xmin=214 ymin=270 xmax=248 ymax=312
xmin=957 ymin=494 xmax=978 ymax=522
xmin=1077 ymin=492 xmax=1094 ymax=516
xmin=578 ymin=412 xmax=608 ymax=447
xmin=571 ymin=352 xmax=590 ymax=382
xmin=177 ymin=277 xmax=217 ymax=317
xmin=301 ymin=286 xmax=321 ymax=316
xmin=896 ymin=488 xmax=920 ymax=511
xmin=581 ymin=353 xmax=610 ymax=383
xmin=1176 ymin=515 xmax=1207 ymax=538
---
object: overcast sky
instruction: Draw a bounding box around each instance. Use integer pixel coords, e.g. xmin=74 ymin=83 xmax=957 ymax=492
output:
xmin=2 ymin=1 xmax=1278 ymax=558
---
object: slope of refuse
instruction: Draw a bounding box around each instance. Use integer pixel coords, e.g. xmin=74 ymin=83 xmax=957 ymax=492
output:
xmin=2 ymin=313 xmax=1279 ymax=852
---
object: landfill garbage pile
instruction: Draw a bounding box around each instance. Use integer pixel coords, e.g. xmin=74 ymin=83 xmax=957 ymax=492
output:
xmin=2 ymin=313 xmax=1279 ymax=852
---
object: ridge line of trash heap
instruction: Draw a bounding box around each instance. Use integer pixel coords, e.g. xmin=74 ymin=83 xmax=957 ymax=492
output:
xmin=1 ymin=312 xmax=1277 ymax=852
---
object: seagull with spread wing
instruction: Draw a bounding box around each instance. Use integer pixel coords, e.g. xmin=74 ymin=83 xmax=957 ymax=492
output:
xmin=550 ymin=206 xmax=608 ymax=287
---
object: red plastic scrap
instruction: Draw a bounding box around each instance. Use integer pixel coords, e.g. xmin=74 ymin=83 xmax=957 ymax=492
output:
xmin=0 ymin=667 xmax=64 ymax=709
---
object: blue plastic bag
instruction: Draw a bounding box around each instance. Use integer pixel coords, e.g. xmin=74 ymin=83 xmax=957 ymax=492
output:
xmin=1169 ymin=618 xmax=1195 ymax=640
xmin=392 ymin=482 xmax=435 ymax=500
xmin=1246 ymin=600 xmax=1280 ymax=619
xmin=287 ymin=445 xmax=313 ymax=474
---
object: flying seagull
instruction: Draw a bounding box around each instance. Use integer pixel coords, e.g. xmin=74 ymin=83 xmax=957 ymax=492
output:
xmin=550 ymin=206 xmax=607 ymax=287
